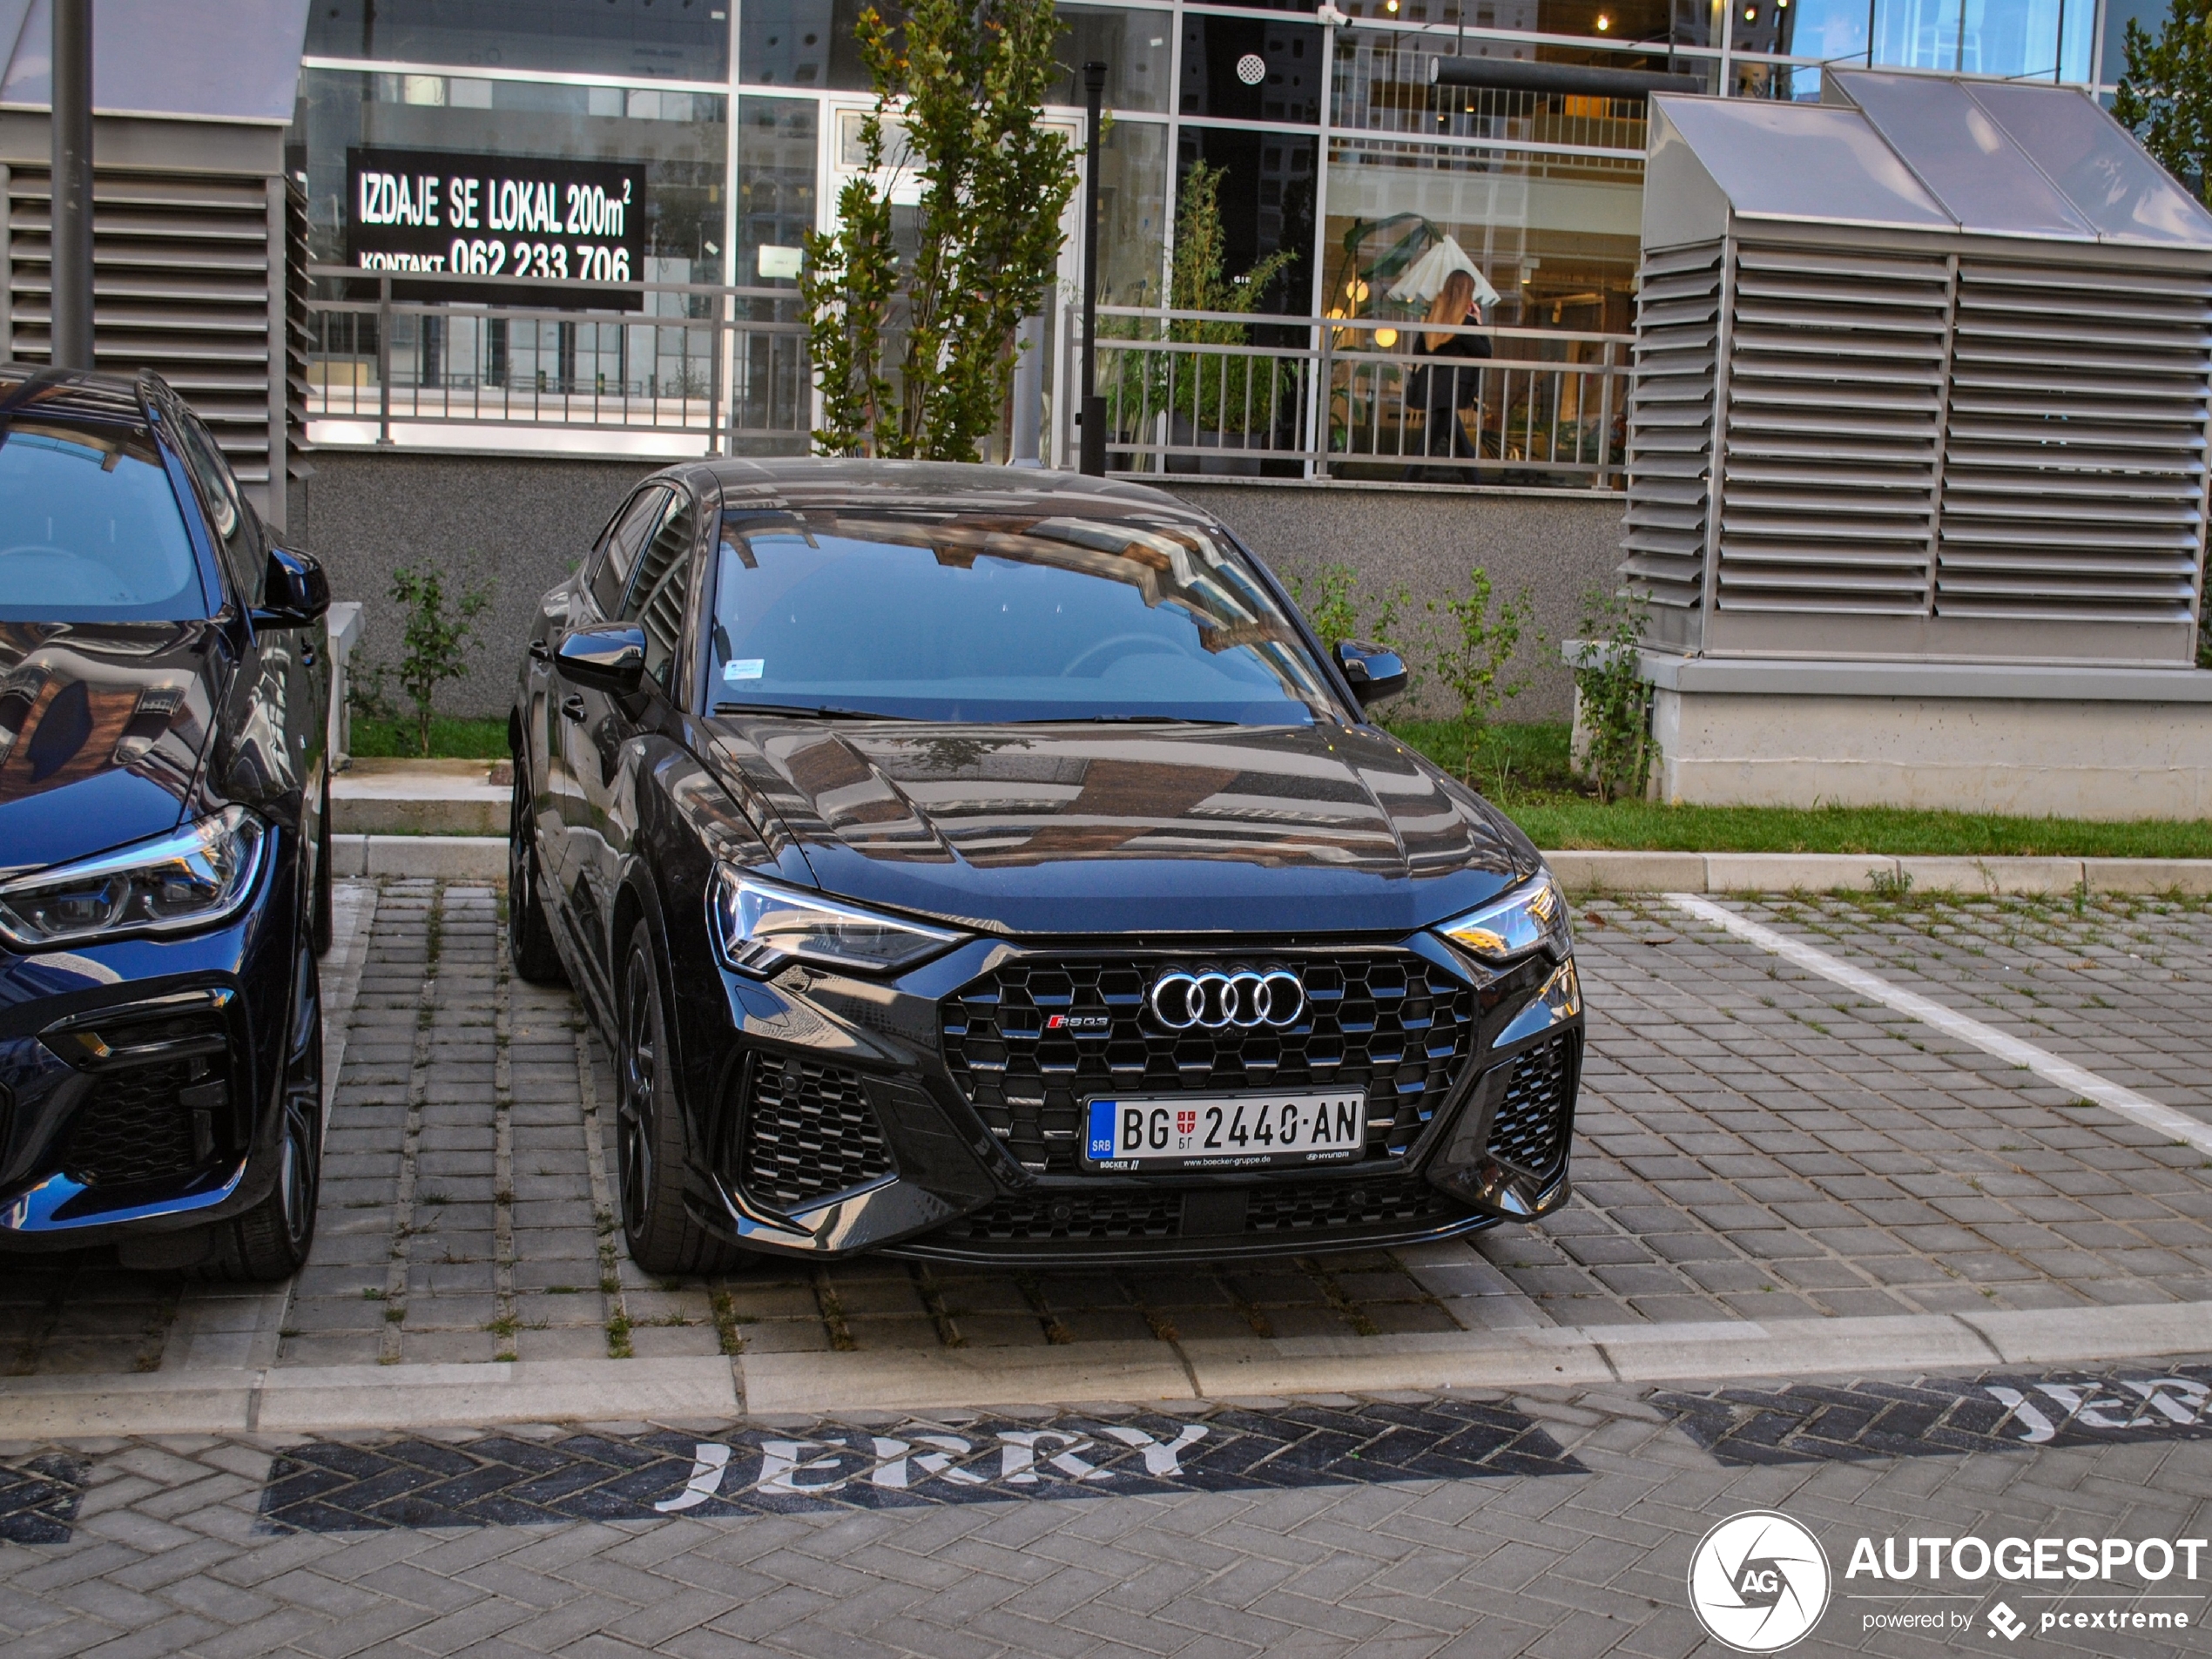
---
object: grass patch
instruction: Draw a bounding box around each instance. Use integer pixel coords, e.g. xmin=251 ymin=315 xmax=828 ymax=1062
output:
xmin=1386 ymin=719 xmax=2212 ymax=860
xmin=348 ymin=715 xmax=509 ymax=759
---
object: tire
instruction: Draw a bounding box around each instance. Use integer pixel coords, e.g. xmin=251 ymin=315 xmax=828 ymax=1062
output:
xmin=616 ymin=920 xmax=741 ymax=1276
xmin=206 ymin=947 xmax=323 ymax=1282
xmin=509 ymin=761 xmax=568 ymax=986
xmin=312 ymin=769 xmax=334 ymax=959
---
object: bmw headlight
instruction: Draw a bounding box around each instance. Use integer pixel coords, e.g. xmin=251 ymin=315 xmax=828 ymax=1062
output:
xmin=708 ymin=867 xmax=962 ymax=976
xmin=1437 ymin=873 xmax=1572 ymax=966
xmin=0 ymin=806 xmax=266 ymax=950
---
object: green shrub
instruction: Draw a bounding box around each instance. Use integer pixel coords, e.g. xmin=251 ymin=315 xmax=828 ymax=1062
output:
xmin=389 ymin=563 xmax=495 ymax=759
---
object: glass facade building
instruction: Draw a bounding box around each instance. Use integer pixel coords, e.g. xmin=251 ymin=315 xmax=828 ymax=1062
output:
xmin=288 ymin=0 xmax=2111 ymax=430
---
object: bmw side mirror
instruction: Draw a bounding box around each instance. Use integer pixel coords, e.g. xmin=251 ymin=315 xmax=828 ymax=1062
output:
xmin=556 ymin=624 xmax=646 ymax=694
xmin=1336 ymin=640 xmax=1408 ymax=705
xmin=252 ymin=547 xmax=330 ymax=629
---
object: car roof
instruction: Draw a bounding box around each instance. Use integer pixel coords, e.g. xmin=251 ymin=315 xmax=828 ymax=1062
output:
xmin=0 ymin=362 xmax=158 ymax=428
xmin=678 ymin=455 xmax=1229 ymax=531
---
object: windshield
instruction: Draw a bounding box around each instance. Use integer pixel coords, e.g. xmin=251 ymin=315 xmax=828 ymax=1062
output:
xmin=0 ymin=422 xmax=206 ymax=622
xmin=704 ymin=508 xmax=1336 ymax=725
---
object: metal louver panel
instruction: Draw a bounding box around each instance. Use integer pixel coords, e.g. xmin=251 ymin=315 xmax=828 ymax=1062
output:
xmin=3 ymin=165 xmax=306 ymax=506
xmin=1620 ymin=241 xmax=1719 ymax=608
xmin=1938 ymin=262 xmax=2211 ymax=624
xmin=1717 ymin=247 xmax=1949 ymax=614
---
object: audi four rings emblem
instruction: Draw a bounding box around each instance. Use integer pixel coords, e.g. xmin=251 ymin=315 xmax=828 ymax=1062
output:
xmin=1147 ymin=968 xmax=1305 ymax=1029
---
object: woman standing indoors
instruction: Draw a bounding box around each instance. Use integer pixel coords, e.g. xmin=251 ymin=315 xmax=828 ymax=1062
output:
xmin=1412 ymin=267 xmax=1491 ymax=482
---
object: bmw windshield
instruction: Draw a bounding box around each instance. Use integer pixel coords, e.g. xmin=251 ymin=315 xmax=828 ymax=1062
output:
xmin=704 ymin=509 xmax=1339 ymax=725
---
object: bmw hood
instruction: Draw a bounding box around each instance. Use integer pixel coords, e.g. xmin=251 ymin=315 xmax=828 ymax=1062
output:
xmin=700 ymin=718 xmax=1541 ymax=935
xmin=0 ymin=621 xmax=223 ymax=882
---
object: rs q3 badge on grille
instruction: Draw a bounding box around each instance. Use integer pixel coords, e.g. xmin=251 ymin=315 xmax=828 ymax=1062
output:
xmin=1148 ymin=968 xmax=1305 ymax=1030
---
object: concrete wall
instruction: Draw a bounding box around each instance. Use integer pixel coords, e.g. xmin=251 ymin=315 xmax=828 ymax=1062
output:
xmin=1653 ymin=689 xmax=2212 ymax=820
xmin=290 ymin=453 xmax=1625 ymax=723
xmin=292 ymin=452 xmax=661 ymax=724
xmin=1164 ymin=480 xmax=1625 ymax=722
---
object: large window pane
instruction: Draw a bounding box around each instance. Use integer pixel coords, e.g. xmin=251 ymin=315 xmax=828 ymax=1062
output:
xmin=307 ymin=0 xmax=728 ymax=80
xmin=1328 ymin=0 xmax=1720 ymax=44
xmin=1179 ymin=17 xmax=1324 ymax=123
xmin=2102 ymin=0 xmax=2164 ymax=84
xmin=1099 ymin=120 xmax=1172 ymax=305
xmin=293 ymin=65 xmax=730 ymax=411
xmin=1754 ymin=0 xmax=1870 ymax=65
xmin=733 ymin=98 xmax=814 ymax=445
xmin=2060 ymin=0 xmax=2096 ymax=82
xmin=740 ymin=0 xmax=876 ymax=89
xmin=1868 ymin=0 xmax=2068 ymax=75
xmin=1325 ymin=138 xmax=1641 ymax=334
xmin=1178 ymin=126 xmax=1318 ymax=312
xmin=737 ymin=97 xmax=816 ymax=288
xmin=1334 ymin=34 xmax=1675 ymax=143
xmin=294 ymin=68 xmax=727 ymax=274
xmin=1055 ymin=7 xmax=1174 ymax=113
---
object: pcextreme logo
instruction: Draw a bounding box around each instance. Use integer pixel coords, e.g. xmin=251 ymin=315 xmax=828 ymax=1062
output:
xmin=1688 ymin=1511 xmax=1833 ymax=1653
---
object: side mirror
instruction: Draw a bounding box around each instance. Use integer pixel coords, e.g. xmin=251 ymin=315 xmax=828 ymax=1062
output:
xmin=556 ymin=624 xmax=646 ymax=695
xmin=252 ymin=547 xmax=330 ymax=628
xmin=1337 ymin=640 xmax=1408 ymax=706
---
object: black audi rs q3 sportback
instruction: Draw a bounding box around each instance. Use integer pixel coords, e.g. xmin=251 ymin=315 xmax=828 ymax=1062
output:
xmin=0 ymin=367 xmax=333 ymax=1280
xmin=512 ymin=457 xmax=1581 ymax=1271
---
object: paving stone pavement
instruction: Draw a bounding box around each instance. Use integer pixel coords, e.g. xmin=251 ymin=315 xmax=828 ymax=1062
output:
xmin=10 ymin=881 xmax=2212 ymax=1378
xmin=1716 ymin=894 xmax=2212 ymax=1130
xmin=6 ymin=1360 xmax=2212 ymax=1656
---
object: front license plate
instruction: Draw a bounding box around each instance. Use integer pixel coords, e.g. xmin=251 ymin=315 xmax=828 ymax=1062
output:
xmin=1082 ymin=1092 xmax=1367 ymax=1172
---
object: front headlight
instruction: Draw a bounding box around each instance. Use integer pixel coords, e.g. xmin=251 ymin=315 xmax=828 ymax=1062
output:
xmin=0 ymin=806 xmax=266 ymax=950
xmin=1437 ymin=873 xmax=1572 ymax=966
xmin=708 ymin=867 xmax=963 ymax=976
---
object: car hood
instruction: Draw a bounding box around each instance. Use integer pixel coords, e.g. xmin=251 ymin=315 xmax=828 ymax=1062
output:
xmin=0 ymin=621 xmax=224 ymax=881
xmin=699 ymin=717 xmax=1540 ymax=935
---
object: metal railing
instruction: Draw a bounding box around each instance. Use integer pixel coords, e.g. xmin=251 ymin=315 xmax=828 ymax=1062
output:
xmin=304 ymin=270 xmax=1630 ymax=487
xmin=305 ymin=265 xmax=812 ymax=449
xmin=1071 ymin=306 xmax=1630 ymax=489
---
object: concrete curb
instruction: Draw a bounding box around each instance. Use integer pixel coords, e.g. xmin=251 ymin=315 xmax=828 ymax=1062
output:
xmin=333 ymin=836 xmax=2212 ymax=896
xmin=1550 ymin=848 xmax=2212 ymax=895
xmin=332 ymin=834 xmax=508 ymax=879
xmin=0 ymin=1357 xmax=740 ymax=1439
xmin=13 ymin=1305 xmax=2202 ymax=1437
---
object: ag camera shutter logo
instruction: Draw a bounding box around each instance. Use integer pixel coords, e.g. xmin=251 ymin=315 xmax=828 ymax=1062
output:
xmin=1688 ymin=1511 xmax=1831 ymax=1652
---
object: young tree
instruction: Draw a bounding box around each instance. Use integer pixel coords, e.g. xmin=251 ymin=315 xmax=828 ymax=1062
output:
xmin=388 ymin=563 xmax=494 ymax=759
xmin=2115 ymin=0 xmax=2212 ymax=203
xmin=1112 ymin=161 xmax=1298 ymax=438
xmin=1423 ymin=565 xmax=1536 ymax=730
xmin=801 ymin=0 xmax=1078 ymax=460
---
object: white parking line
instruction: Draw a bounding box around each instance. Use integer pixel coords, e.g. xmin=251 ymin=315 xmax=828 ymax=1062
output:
xmin=1665 ymin=893 xmax=2212 ymax=1159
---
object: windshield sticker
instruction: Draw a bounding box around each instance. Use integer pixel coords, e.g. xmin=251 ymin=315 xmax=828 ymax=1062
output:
xmin=725 ymin=659 xmax=765 ymax=682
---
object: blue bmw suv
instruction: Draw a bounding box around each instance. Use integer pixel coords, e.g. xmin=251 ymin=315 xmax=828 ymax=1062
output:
xmin=0 ymin=367 xmax=332 ymax=1280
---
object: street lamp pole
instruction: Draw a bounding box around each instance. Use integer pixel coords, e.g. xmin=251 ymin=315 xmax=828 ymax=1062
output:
xmin=1079 ymin=59 xmax=1107 ymax=477
xmin=51 ymin=0 xmax=94 ymax=372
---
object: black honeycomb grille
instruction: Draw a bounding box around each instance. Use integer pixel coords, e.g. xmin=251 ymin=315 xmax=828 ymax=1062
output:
xmin=737 ymin=1056 xmax=894 ymax=1210
xmin=937 ymin=1171 xmax=1461 ymax=1247
xmin=940 ymin=953 xmax=1476 ymax=1175
xmin=1485 ymin=1034 xmax=1576 ymax=1182
xmin=64 ymin=1061 xmax=209 ymax=1188
xmin=942 ymin=1190 xmax=1184 ymax=1244
xmin=1246 ymin=1174 xmax=1456 ymax=1233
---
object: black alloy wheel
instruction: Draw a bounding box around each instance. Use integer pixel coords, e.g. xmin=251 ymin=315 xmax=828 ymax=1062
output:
xmin=210 ymin=945 xmax=324 ymax=1281
xmin=509 ymin=761 xmax=567 ymax=985
xmin=615 ymin=920 xmax=741 ymax=1275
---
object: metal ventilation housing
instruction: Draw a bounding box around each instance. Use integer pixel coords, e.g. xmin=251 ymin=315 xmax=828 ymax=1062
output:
xmin=1624 ymin=73 xmax=2212 ymax=668
xmin=0 ymin=0 xmax=312 ymax=529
